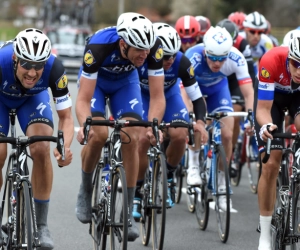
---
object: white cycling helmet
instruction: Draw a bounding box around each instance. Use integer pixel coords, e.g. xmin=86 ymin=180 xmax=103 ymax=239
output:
xmin=288 ymin=31 xmax=300 ymax=61
xmin=117 ymin=12 xmax=156 ymax=50
xmin=243 ymin=11 xmax=268 ymax=30
xmin=203 ymin=26 xmax=233 ymax=56
xmin=13 ymin=28 xmax=51 ymax=62
xmin=283 ymin=30 xmax=300 ymax=47
xmin=153 ymin=22 xmax=181 ymax=55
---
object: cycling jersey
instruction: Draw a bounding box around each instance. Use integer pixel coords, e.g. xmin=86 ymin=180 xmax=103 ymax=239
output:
xmin=78 ymin=26 xmax=164 ymax=120
xmin=138 ymin=51 xmax=203 ymax=122
xmin=257 ymin=46 xmax=298 ymax=100
xmin=185 ymin=44 xmax=252 ymax=113
xmin=0 ymin=42 xmax=72 ymax=135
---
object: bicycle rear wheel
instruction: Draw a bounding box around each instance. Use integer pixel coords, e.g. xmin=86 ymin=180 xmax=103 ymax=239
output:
xmin=140 ymin=168 xmax=151 ymax=246
xmin=17 ymin=181 xmax=35 ymax=250
xmin=91 ymin=164 xmax=107 ymax=250
xmin=214 ymin=145 xmax=230 ymax=243
xmin=175 ymin=147 xmax=188 ymax=204
xmin=292 ymin=184 xmax=300 ymax=250
xmin=195 ymin=148 xmax=210 ymax=230
xmin=109 ymin=166 xmax=128 ymax=250
xmin=152 ymin=153 xmax=167 ymax=250
xmin=230 ymin=141 xmax=243 ymax=186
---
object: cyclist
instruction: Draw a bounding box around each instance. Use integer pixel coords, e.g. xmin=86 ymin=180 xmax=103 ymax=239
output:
xmin=132 ymin=23 xmax=208 ymax=218
xmin=217 ymin=18 xmax=256 ymax=176
xmin=184 ymin=26 xmax=254 ymax=211
xmin=0 ymin=28 xmax=74 ymax=249
xmin=75 ymin=12 xmax=165 ymax=242
xmin=195 ymin=15 xmax=211 ymax=43
xmin=175 ymin=15 xmax=200 ymax=53
xmin=265 ymin=20 xmax=279 ymax=47
xmin=228 ymin=11 xmax=247 ymax=31
xmin=254 ymin=31 xmax=300 ymax=250
xmin=241 ymin=11 xmax=274 ymax=75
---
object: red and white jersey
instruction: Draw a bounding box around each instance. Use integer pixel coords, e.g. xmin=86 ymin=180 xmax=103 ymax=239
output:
xmin=257 ymin=46 xmax=296 ymax=101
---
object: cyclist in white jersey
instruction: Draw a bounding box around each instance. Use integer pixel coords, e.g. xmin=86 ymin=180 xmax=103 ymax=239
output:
xmin=240 ymin=11 xmax=274 ymax=75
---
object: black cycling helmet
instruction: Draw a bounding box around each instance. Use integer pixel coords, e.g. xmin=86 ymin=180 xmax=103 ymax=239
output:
xmin=216 ymin=18 xmax=239 ymax=41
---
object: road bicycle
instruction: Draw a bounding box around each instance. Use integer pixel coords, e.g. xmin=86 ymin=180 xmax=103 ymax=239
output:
xmin=263 ymin=130 xmax=300 ymax=250
xmin=0 ymin=109 xmax=65 ymax=250
xmin=83 ymin=116 xmax=153 ymax=250
xmin=192 ymin=111 xmax=249 ymax=243
xmin=140 ymin=117 xmax=194 ymax=250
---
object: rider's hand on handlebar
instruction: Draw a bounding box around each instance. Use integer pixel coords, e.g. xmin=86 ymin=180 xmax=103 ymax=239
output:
xmin=77 ymin=126 xmax=94 ymax=145
xmin=53 ymin=147 xmax=73 ymax=167
xmin=259 ymin=123 xmax=277 ymax=141
xmin=146 ymin=128 xmax=163 ymax=145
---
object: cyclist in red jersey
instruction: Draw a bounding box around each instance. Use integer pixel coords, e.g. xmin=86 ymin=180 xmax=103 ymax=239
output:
xmin=254 ymin=33 xmax=300 ymax=250
xmin=228 ymin=11 xmax=247 ymax=31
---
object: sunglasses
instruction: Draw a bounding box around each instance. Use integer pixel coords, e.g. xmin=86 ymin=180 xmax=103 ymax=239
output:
xmin=19 ymin=59 xmax=46 ymax=71
xmin=289 ymin=57 xmax=300 ymax=69
xmin=181 ymin=37 xmax=197 ymax=44
xmin=206 ymin=52 xmax=228 ymax=62
xmin=163 ymin=53 xmax=177 ymax=60
xmin=247 ymin=29 xmax=264 ymax=35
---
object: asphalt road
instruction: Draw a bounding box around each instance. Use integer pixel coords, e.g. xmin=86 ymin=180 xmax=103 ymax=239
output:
xmin=3 ymin=82 xmax=263 ymax=250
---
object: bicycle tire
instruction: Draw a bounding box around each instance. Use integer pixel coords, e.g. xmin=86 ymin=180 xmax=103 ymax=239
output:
xmin=175 ymin=147 xmax=187 ymax=204
xmin=152 ymin=153 xmax=167 ymax=250
xmin=291 ymin=185 xmax=300 ymax=250
xmin=109 ymin=166 xmax=128 ymax=250
xmin=214 ymin=145 xmax=230 ymax=243
xmin=91 ymin=164 xmax=107 ymax=250
xmin=17 ymin=181 xmax=34 ymax=250
xmin=1 ymin=156 xmax=14 ymax=249
xmin=140 ymin=168 xmax=151 ymax=246
xmin=247 ymin=137 xmax=261 ymax=194
xmin=230 ymin=141 xmax=243 ymax=187
xmin=195 ymin=147 xmax=210 ymax=230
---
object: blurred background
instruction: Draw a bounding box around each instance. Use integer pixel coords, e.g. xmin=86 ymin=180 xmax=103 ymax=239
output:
xmin=1 ymin=0 xmax=300 ymax=41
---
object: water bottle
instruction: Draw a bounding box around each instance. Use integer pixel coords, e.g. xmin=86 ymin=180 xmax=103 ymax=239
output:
xmin=104 ymin=172 xmax=111 ymax=194
xmin=206 ymin=148 xmax=212 ymax=183
xmin=101 ymin=164 xmax=110 ymax=195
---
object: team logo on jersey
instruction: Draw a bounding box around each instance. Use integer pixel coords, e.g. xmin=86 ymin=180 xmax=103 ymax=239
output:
xmin=56 ymin=73 xmax=68 ymax=90
xmin=84 ymin=50 xmax=96 ymax=67
xmin=153 ymin=46 xmax=163 ymax=62
xmin=190 ymin=53 xmax=202 ymax=69
xmin=187 ymin=66 xmax=195 ymax=78
xmin=265 ymin=42 xmax=273 ymax=50
xmin=212 ymin=32 xmax=228 ymax=44
xmin=261 ymin=67 xmax=270 ymax=79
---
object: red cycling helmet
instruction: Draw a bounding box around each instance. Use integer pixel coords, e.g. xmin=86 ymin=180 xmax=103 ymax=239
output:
xmin=195 ymin=15 xmax=211 ymax=36
xmin=228 ymin=11 xmax=247 ymax=31
xmin=175 ymin=15 xmax=200 ymax=38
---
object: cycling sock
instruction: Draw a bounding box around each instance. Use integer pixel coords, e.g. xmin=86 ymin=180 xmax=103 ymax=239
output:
xmin=258 ymin=215 xmax=272 ymax=250
xmin=166 ymin=162 xmax=176 ymax=180
xmin=188 ymin=148 xmax=199 ymax=166
xmin=127 ymin=187 xmax=139 ymax=241
xmin=81 ymin=169 xmax=93 ymax=192
xmin=34 ymin=200 xmax=50 ymax=226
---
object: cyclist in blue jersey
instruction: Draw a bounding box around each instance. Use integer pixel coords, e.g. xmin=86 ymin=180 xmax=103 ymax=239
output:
xmin=132 ymin=23 xmax=208 ymax=218
xmin=183 ymin=26 xmax=254 ymax=211
xmin=75 ymin=12 xmax=165 ymax=241
xmin=0 ymin=28 xmax=74 ymax=249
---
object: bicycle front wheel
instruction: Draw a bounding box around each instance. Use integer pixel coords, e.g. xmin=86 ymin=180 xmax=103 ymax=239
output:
xmin=109 ymin=166 xmax=128 ymax=250
xmin=152 ymin=153 xmax=167 ymax=250
xmin=17 ymin=181 xmax=34 ymax=250
xmin=230 ymin=141 xmax=243 ymax=187
xmin=175 ymin=147 xmax=188 ymax=204
xmin=214 ymin=145 xmax=230 ymax=243
xmin=195 ymin=147 xmax=210 ymax=230
xmin=292 ymin=185 xmax=300 ymax=250
xmin=140 ymin=168 xmax=151 ymax=246
xmin=91 ymin=164 xmax=107 ymax=250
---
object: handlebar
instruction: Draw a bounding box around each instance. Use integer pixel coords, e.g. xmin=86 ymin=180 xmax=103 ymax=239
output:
xmin=0 ymin=130 xmax=65 ymax=167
